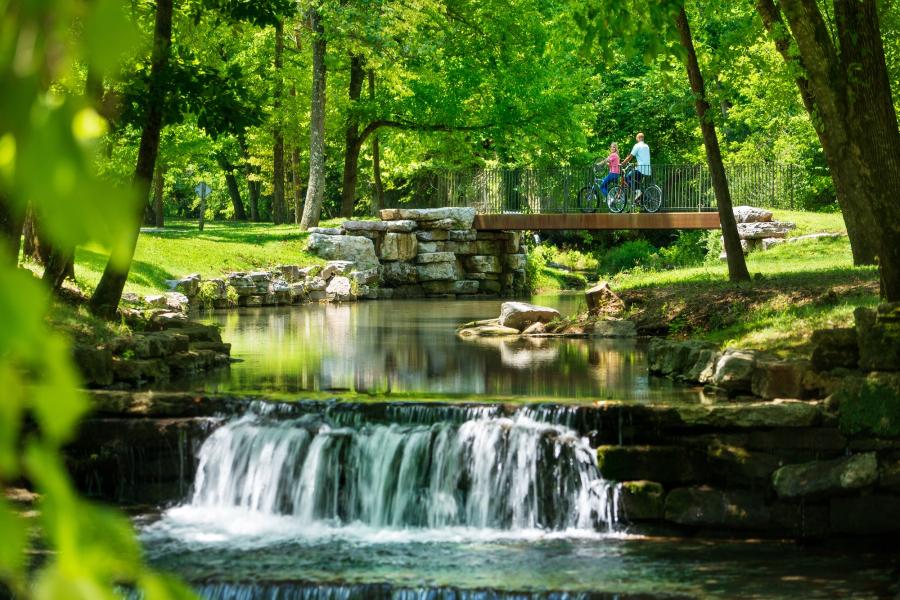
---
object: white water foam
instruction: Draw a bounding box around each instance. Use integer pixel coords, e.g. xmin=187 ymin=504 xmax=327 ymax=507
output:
xmin=148 ymin=410 xmax=623 ymax=545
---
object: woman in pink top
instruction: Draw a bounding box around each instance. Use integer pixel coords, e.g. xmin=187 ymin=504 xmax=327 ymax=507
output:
xmin=599 ymin=142 xmax=620 ymax=197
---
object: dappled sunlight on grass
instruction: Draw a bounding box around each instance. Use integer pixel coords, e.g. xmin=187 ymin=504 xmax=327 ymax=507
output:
xmin=74 ymin=219 xmax=327 ymax=297
xmin=607 ymin=229 xmax=878 ymax=357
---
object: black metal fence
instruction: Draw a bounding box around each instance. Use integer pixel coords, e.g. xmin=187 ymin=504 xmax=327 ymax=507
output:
xmin=384 ymin=163 xmax=800 ymax=213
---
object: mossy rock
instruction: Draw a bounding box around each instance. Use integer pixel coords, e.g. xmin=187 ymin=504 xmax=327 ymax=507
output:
xmin=619 ymin=480 xmax=665 ymax=520
xmin=596 ymin=445 xmax=700 ymax=483
xmin=836 ymin=373 xmax=900 ymax=438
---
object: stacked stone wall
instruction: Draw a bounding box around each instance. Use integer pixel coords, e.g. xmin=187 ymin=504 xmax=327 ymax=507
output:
xmin=151 ymin=208 xmax=527 ymax=311
xmin=309 ymin=207 xmax=527 ymax=299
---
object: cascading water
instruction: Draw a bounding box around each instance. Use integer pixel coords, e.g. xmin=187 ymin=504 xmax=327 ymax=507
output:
xmin=184 ymin=408 xmax=618 ymax=533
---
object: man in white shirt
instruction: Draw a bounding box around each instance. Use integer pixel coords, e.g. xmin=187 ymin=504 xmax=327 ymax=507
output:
xmin=621 ymin=133 xmax=651 ymax=200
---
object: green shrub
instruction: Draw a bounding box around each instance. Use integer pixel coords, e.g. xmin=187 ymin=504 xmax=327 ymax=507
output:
xmin=599 ymin=240 xmax=658 ymax=274
xmin=656 ymin=230 xmax=707 ymax=268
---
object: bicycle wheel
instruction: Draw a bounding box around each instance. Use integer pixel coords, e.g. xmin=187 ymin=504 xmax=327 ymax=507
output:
xmin=606 ymin=185 xmax=627 ymax=213
xmin=577 ymin=185 xmax=598 ymax=213
xmin=642 ymin=185 xmax=662 ymax=213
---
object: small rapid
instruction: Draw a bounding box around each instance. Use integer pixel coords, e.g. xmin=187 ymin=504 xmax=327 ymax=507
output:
xmin=171 ymin=407 xmax=618 ymax=534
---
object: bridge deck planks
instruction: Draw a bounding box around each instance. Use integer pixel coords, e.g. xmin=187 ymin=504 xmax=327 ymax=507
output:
xmin=473 ymin=212 xmax=721 ymax=230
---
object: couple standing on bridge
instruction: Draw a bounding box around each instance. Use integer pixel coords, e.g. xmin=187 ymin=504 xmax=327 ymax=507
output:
xmin=596 ymin=133 xmax=652 ymax=200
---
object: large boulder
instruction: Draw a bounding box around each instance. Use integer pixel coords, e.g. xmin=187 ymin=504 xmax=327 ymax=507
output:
xmin=325 ymin=276 xmax=354 ymax=302
xmin=585 ymin=281 xmax=625 ymax=314
xmin=810 ymin=328 xmax=859 ymax=371
xmin=382 ymin=261 xmax=419 ymax=284
xmin=772 ymin=453 xmax=878 ymax=498
xmin=675 ymin=400 xmax=823 ymax=429
xmin=321 ymin=260 xmax=355 ymax=279
xmin=466 ymin=255 xmax=502 ymax=274
xmin=736 ymin=221 xmax=796 ymax=240
xmin=732 ymin=206 xmax=773 ymax=223
xmin=855 ymin=305 xmax=900 ymax=371
xmin=417 ymin=261 xmax=457 ymax=282
xmin=379 ymin=207 xmax=476 ymax=229
xmin=306 ymin=233 xmax=378 ymax=270
xmin=417 ymin=251 xmax=456 ymax=264
xmin=834 ymin=372 xmax=900 ymax=437
xmin=751 ymin=358 xmax=809 ymax=400
xmin=342 ymin=219 xmax=416 ymax=233
xmin=711 ymin=349 xmax=759 ymax=394
xmin=618 ymin=481 xmax=665 ymax=521
xmin=498 ymin=302 xmax=560 ymax=331
xmin=380 ymin=232 xmax=418 ymax=261
xmin=596 ymin=445 xmax=700 ymax=483
xmin=592 ymin=319 xmax=637 ymax=337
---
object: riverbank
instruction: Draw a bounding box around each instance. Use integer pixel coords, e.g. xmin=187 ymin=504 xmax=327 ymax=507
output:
xmin=562 ymin=212 xmax=877 ymax=357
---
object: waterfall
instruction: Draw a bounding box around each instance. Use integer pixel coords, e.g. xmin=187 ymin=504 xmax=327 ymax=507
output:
xmin=188 ymin=409 xmax=618 ymax=532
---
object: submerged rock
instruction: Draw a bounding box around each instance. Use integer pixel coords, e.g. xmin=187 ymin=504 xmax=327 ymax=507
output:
xmin=772 ymin=453 xmax=878 ymax=498
xmin=458 ymin=324 xmax=521 ymax=337
xmin=499 ymin=302 xmax=560 ymax=332
xmin=664 ymin=486 xmax=770 ymax=529
xmin=590 ymin=319 xmax=636 ymax=338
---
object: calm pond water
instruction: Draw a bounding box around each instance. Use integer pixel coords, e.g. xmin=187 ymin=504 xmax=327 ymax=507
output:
xmin=138 ymin=296 xmax=900 ymax=599
xmin=191 ymin=295 xmax=698 ymax=403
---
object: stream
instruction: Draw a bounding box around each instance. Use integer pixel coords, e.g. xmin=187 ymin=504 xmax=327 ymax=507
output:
xmin=138 ymin=296 xmax=900 ymax=599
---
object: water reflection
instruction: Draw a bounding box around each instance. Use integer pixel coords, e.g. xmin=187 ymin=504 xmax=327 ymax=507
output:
xmin=190 ymin=297 xmax=697 ymax=403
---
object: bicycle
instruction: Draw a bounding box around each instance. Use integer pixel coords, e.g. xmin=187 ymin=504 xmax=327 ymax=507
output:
xmin=576 ymin=164 xmax=608 ymax=213
xmin=606 ymin=164 xmax=663 ymax=213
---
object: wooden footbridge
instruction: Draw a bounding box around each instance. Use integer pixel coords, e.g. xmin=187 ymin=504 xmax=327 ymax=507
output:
xmin=387 ymin=163 xmax=798 ymax=231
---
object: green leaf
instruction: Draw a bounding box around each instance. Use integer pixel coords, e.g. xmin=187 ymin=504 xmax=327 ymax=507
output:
xmin=0 ymin=499 xmax=28 ymax=587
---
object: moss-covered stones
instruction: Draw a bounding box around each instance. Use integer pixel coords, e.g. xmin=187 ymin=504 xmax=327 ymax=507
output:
xmin=619 ymin=481 xmax=665 ymax=520
xmin=772 ymin=453 xmax=878 ymax=498
xmin=596 ymin=445 xmax=701 ymax=483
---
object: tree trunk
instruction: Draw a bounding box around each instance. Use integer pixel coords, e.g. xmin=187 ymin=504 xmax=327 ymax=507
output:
xmin=676 ymin=5 xmax=750 ymax=283
xmin=89 ymin=0 xmax=173 ymax=318
xmin=300 ymin=8 xmax=327 ymax=230
xmin=239 ymin=136 xmax=261 ymax=221
xmin=340 ymin=54 xmax=365 ymax=218
xmin=22 ymin=206 xmax=41 ymax=262
xmin=755 ymin=0 xmax=878 ymax=266
xmin=369 ymin=70 xmax=384 ymax=212
xmin=292 ymin=146 xmax=303 ymax=223
xmin=42 ymin=245 xmax=74 ymax=292
xmin=22 ymin=204 xmax=73 ymax=291
xmin=153 ymin=162 xmax=166 ymax=227
xmin=248 ymin=179 xmax=261 ymax=221
xmin=217 ymin=155 xmax=246 ymax=220
xmin=290 ymin=30 xmax=303 ymax=224
xmin=0 ymin=196 xmax=25 ymax=267
xmin=271 ymin=19 xmax=287 ymax=225
xmin=833 ymin=0 xmax=900 ymax=299
xmin=765 ymin=0 xmax=900 ymax=298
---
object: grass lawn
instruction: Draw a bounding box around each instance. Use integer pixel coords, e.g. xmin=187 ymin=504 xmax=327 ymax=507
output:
xmin=604 ymin=210 xmax=880 ymax=356
xmin=69 ymin=218 xmax=346 ymax=297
